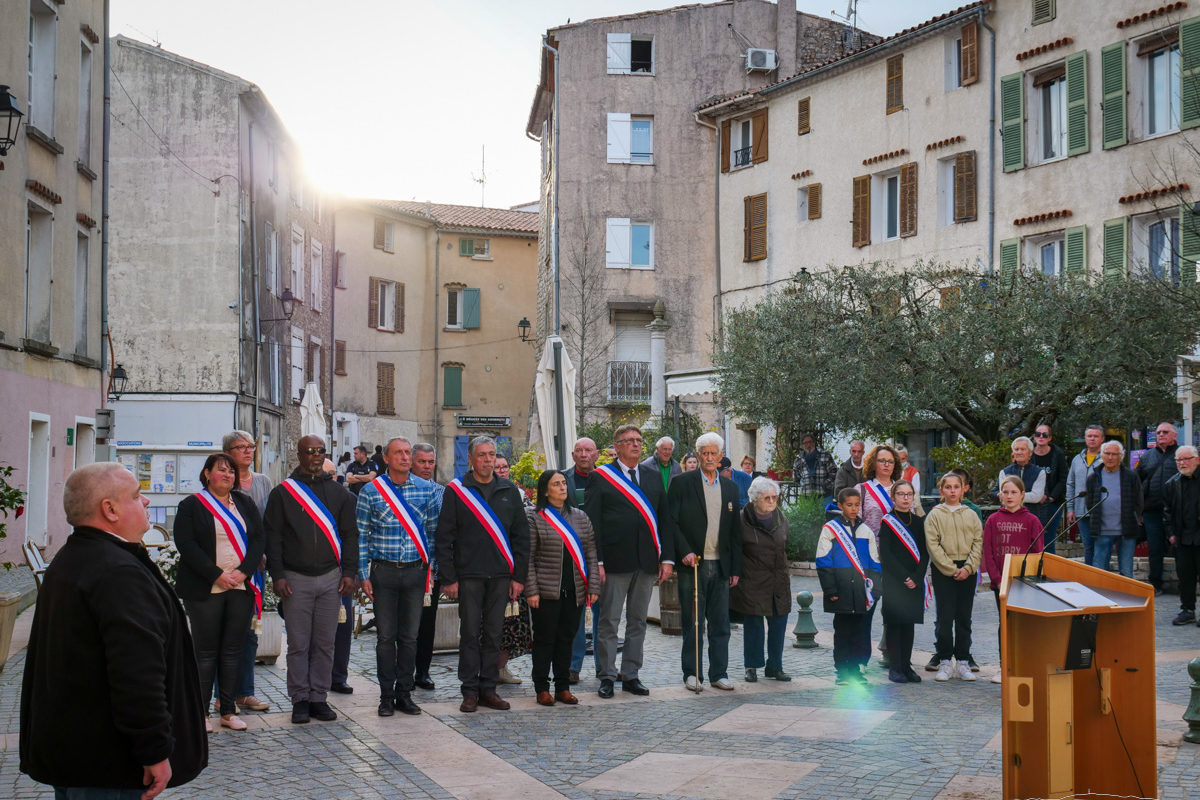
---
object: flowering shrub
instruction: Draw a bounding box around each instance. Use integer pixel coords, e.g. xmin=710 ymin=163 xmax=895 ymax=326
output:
xmin=0 ymin=464 xmax=25 ymax=570
xmin=151 ymin=541 xmax=181 ymax=585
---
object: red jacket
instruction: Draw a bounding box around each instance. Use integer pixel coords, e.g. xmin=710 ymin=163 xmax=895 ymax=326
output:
xmin=982 ymin=507 xmax=1042 ymax=582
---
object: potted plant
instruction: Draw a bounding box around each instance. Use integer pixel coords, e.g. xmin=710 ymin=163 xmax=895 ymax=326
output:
xmin=0 ymin=464 xmax=25 ymax=672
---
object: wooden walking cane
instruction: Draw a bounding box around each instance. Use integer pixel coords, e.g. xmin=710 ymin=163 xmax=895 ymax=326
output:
xmin=689 ymin=556 xmax=703 ymax=693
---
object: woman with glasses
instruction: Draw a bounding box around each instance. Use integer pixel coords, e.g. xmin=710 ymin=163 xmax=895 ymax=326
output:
xmin=223 ymin=430 xmax=273 ymax=514
xmin=731 ymin=476 xmax=793 ymax=682
xmin=879 ymin=479 xmax=928 ymax=683
xmin=856 ymin=445 xmax=904 ymax=667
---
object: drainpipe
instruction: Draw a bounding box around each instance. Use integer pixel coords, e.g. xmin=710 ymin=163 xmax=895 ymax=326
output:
xmin=327 ymin=204 xmax=336 ymax=446
xmin=100 ymin=0 xmax=111 ymax=408
xmin=694 ymin=112 xmax=721 ymax=346
xmin=544 ymin=35 xmax=566 ymax=469
xmin=248 ymin=117 xmax=261 ymax=440
xmin=432 ymin=228 xmax=441 ymax=466
xmin=981 ymin=9 xmax=997 ymax=272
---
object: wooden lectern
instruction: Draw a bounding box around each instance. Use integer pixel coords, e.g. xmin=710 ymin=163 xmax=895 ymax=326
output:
xmin=998 ymin=552 xmax=1156 ymax=800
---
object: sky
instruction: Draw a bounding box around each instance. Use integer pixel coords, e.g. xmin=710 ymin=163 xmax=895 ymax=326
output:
xmin=110 ymin=0 xmax=954 ymax=210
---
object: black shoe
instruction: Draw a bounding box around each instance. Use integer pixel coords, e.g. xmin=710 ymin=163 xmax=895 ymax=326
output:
xmin=1173 ymin=609 xmax=1196 ymax=625
xmin=598 ymin=679 xmax=614 ymax=698
xmin=291 ymin=701 xmax=310 ymax=724
xmin=888 ymin=669 xmax=909 ymax=683
xmin=568 ymin=670 xmax=580 ymax=685
xmin=764 ymin=668 xmax=792 ymax=682
xmin=967 ymin=657 xmax=981 ymax=673
xmin=378 ymin=698 xmax=395 ymax=717
xmin=904 ymin=668 xmax=922 ymax=683
xmin=621 ymin=678 xmax=650 ymax=696
xmin=925 ymin=654 xmax=940 ymax=672
xmin=396 ymin=693 xmax=421 ymax=715
xmin=414 ymin=674 xmax=435 ymax=691
xmin=330 ymin=682 xmax=354 ymax=694
xmin=309 ymin=701 xmax=337 ymax=722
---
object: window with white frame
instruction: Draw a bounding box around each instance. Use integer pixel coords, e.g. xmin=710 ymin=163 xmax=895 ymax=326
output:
xmin=796 ymin=187 xmax=809 ymax=221
xmin=607 ymin=33 xmax=654 ymax=74
xmin=268 ymin=336 xmax=282 ymax=405
xmin=290 ymin=327 xmax=304 ymax=401
xmin=731 ymin=118 xmax=753 ymax=169
xmin=1034 ymin=66 xmax=1068 ymax=162
xmin=75 ymin=233 xmax=89 ymax=356
xmin=446 ymin=287 xmax=464 ymax=329
xmin=606 ymin=114 xmax=653 ymax=164
xmin=459 ymin=238 xmax=491 ymax=258
xmin=265 ymin=221 xmax=279 ymax=295
xmin=26 ymin=202 xmax=53 ymax=343
xmin=945 ymin=34 xmax=964 ymax=90
xmin=28 ymin=0 xmax=56 ymax=134
xmin=1133 ymin=209 xmax=1181 ymax=283
xmin=290 ymin=225 xmax=305 ymax=303
xmin=373 ymin=218 xmax=394 ymax=252
xmin=1026 ymin=231 xmax=1066 ymax=277
xmin=309 ymin=238 xmax=322 ymax=311
xmin=605 ymin=218 xmax=653 ymax=269
xmin=78 ymin=41 xmax=93 ymax=165
xmin=878 ymin=172 xmax=901 ymax=241
xmin=936 ymin=153 xmax=978 ymax=226
xmin=371 ymin=277 xmax=403 ymax=332
xmin=1144 ymin=37 xmax=1181 ymax=136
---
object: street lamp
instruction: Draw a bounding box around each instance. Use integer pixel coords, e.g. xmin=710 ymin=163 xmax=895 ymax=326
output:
xmin=0 ymin=86 xmax=24 ymax=157
xmin=517 ymin=316 xmax=532 ymax=342
xmin=108 ymin=363 xmax=129 ymax=400
xmin=261 ymin=288 xmax=296 ymax=323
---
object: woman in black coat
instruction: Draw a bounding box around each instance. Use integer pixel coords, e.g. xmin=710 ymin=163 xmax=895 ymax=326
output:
xmin=879 ymin=479 xmax=929 ymax=683
xmin=174 ymin=452 xmax=265 ymax=732
xmin=730 ymin=477 xmax=792 ymax=683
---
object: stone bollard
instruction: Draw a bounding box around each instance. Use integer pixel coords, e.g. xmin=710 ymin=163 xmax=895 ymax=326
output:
xmin=792 ymin=591 xmax=819 ymax=648
xmin=1185 ymin=657 xmax=1200 ymax=745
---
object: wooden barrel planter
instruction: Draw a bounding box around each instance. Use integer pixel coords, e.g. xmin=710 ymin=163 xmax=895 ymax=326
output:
xmin=658 ymin=574 xmax=682 ymax=635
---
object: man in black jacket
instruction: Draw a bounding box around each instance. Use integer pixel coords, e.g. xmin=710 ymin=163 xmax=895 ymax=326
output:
xmin=585 ymin=425 xmax=676 ymax=698
xmin=1163 ymin=445 xmax=1200 ymax=626
xmin=21 ymin=463 xmax=206 ymax=798
xmin=265 ymin=434 xmax=359 ymax=724
xmin=436 ymin=435 xmax=530 ymax=712
xmin=1135 ymin=422 xmax=1179 ymax=593
xmin=669 ymin=433 xmax=742 ymax=692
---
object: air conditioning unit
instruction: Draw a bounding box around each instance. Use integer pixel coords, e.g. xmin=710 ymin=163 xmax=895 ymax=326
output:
xmin=745 ymin=48 xmax=777 ymax=71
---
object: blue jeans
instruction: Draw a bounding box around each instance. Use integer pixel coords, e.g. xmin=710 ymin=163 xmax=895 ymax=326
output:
xmin=569 ymin=598 xmax=600 ymax=673
xmin=742 ymin=612 xmax=788 ymax=671
xmin=677 ymin=560 xmax=731 ymax=682
xmin=55 ymin=788 xmax=144 ymax=800
xmin=1143 ymin=509 xmax=1166 ymax=589
xmin=1091 ymin=535 xmax=1136 ymax=577
xmin=1033 ymin=502 xmax=1064 ymax=554
xmin=1076 ymin=517 xmax=1094 ymax=567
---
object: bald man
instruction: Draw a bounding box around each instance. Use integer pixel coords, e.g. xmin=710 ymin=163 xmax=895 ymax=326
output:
xmin=20 ymin=463 xmax=207 ymax=798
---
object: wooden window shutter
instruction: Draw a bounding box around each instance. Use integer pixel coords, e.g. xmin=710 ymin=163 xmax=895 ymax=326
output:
xmin=743 ymin=193 xmax=768 ymax=261
xmin=1000 ymin=72 xmax=1025 ymax=172
xmin=899 ymin=162 xmax=918 ymax=238
xmin=1102 ymin=217 xmax=1128 ymax=281
xmin=797 ymin=97 xmax=811 ymax=135
xmin=1179 ymin=17 xmax=1200 ymax=129
xmin=1179 ymin=206 xmax=1200 ymax=285
xmin=960 ymin=22 xmax=979 ymax=86
xmin=852 ymin=175 xmax=871 ymax=247
xmin=1100 ymin=42 xmax=1127 ymax=148
xmin=373 ymin=218 xmax=385 ymax=250
xmin=751 ymin=109 xmax=769 ymax=163
xmin=396 ymin=282 xmax=405 ymax=334
xmin=368 ymin=277 xmax=380 ymax=329
xmin=377 ymin=362 xmax=395 ymax=415
xmin=1064 ymin=225 xmax=1087 ymax=280
xmin=886 ymin=55 xmax=904 ymax=114
xmin=808 ymin=183 xmax=822 ymax=220
xmin=953 ymin=151 xmax=977 ymax=223
xmin=334 ymin=340 xmax=346 ymax=375
xmin=1065 ymin=51 xmax=1089 ymax=156
xmin=999 ymin=238 xmax=1021 ymax=282
xmin=720 ymin=119 xmax=731 ymax=172
xmin=1032 ymin=0 xmax=1056 ymax=25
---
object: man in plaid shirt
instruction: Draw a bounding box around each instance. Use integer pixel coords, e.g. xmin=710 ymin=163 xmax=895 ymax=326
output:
xmin=792 ymin=433 xmax=837 ymax=501
xmin=356 ymin=437 xmax=442 ymax=717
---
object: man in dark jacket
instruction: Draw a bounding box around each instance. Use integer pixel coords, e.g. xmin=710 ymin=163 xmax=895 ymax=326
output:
xmin=265 ymin=434 xmax=359 ymax=724
xmin=565 ymin=436 xmax=600 ymax=682
xmin=1163 ymin=445 xmax=1200 ymax=626
xmin=436 ymin=435 xmax=530 ymax=712
xmin=669 ymin=433 xmax=742 ymax=692
xmin=1086 ymin=440 xmax=1144 ymax=578
xmin=833 ymin=440 xmax=866 ymax=497
xmin=1135 ymin=422 xmax=1179 ymax=593
xmin=21 ymin=463 xmax=206 ymax=798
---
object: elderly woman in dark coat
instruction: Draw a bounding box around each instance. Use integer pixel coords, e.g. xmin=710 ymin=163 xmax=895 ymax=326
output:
xmin=730 ymin=476 xmax=792 ymax=682
xmin=878 ymin=479 xmax=929 ymax=683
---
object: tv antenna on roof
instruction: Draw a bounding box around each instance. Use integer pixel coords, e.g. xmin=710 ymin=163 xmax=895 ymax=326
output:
xmin=830 ymin=0 xmax=859 ymax=52
xmin=471 ymin=145 xmax=486 ymax=207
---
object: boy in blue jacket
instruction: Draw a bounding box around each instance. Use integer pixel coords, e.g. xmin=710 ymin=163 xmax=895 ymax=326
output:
xmin=816 ymin=487 xmax=881 ymax=685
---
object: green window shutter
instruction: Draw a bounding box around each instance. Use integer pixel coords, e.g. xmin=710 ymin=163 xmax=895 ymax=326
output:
xmin=1064 ymin=225 xmax=1088 ymax=280
xmin=443 ymin=366 xmax=463 ymax=407
xmin=1183 ymin=17 xmax=1200 ymax=129
xmin=1180 ymin=206 xmax=1200 ymax=285
xmin=463 ymin=287 xmax=482 ymax=329
xmin=459 ymin=238 xmax=474 ymax=256
xmin=1102 ymin=217 xmax=1128 ymax=281
xmin=1000 ymin=238 xmax=1020 ymax=283
xmin=1065 ymin=51 xmax=1089 ymax=155
xmin=1000 ymin=73 xmax=1025 ymax=172
xmin=1032 ymin=0 xmax=1055 ymax=25
xmin=1101 ymin=42 xmax=1127 ymax=149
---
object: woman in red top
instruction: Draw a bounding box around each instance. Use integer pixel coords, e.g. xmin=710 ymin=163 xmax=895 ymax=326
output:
xmin=982 ymin=475 xmax=1042 ymax=683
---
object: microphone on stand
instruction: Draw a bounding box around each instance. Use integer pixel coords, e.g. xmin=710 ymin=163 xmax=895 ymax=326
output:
xmin=1035 ymin=486 xmax=1108 ymax=581
xmin=1018 ymin=490 xmax=1077 ymax=582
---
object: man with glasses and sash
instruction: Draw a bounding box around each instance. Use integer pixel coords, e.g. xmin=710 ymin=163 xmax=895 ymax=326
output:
xmin=264 ymin=435 xmax=359 ymax=725
xmin=436 ymin=436 xmax=530 ymax=712
xmin=356 ymin=437 xmax=442 ymax=717
xmin=585 ymin=424 xmax=676 ymax=698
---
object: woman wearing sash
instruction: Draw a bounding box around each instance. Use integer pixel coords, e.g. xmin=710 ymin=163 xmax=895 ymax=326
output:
xmin=524 ymin=470 xmax=601 ymax=706
xmin=856 ymin=444 xmax=902 ymax=666
xmin=173 ymin=453 xmax=265 ymax=732
xmin=878 ymin=479 xmax=928 ymax=683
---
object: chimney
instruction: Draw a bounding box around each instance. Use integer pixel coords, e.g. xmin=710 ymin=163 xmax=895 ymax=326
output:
xmin=778 ymin=0 xmax=797 ymax=74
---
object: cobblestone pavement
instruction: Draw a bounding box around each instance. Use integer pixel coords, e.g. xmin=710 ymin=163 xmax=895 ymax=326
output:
xmin=3 ymin=576 xmax=1198 ymax=799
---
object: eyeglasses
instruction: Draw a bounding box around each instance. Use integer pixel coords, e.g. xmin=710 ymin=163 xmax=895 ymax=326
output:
xmin=230 ymin=444 xmax=256 ymax=452
xmin=301 ymin=447 xmax=327 ymax=455
xmin=1176 ymin=456 xmax=1198 ymax=463
xmin=759 ymin=495 xmax=779 ymax=502
xmin=875 ymin=458 xmax=895 ymax=464
xmin=893 ymin=491 xmax=915 ymax=497
xmin=1033 ymin=432 xmax=1051 ymax=438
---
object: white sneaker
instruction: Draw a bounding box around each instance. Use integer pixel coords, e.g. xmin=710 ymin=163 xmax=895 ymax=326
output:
xmin=935 ymin=660 xmax=953 ymax=682
xmin=990 ymin=672 xmax=1003 ymax=684
xmin=684 ymin=675 xmax=703 ymax=693
xmin=956 ymin=661 xmax=976 ymax=681
xmin=712 ymin=677 xmax=735 ymax=691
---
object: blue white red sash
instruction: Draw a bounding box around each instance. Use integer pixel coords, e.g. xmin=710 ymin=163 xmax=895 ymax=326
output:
xmin=372 ymin=475 xmax=432 ymax=594
xmin=594 ymin=463 xmax=660 ymax=558
xmin=825 ymin=518 xmax=873 ymax=605
xmin=881 ymin=513 xmax=921 ymax=563
xmin=281 ymin=478 xmax=342 ymax=563
xmin=862 ymin=480 xmax=895 ymax=515
xmin=539 ymin=506 xmax=588 ymax=585
xmin=925 ymin=575 xmax=934 ymax=610
xmin=196 ymin=490 xmax=264 ymax=618
xmin=448 ymin=479 xmax=514 ymax=572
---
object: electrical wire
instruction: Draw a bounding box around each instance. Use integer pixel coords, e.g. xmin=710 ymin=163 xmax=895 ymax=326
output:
xmin=1093 ymin=662 xmax=1146 ymax=799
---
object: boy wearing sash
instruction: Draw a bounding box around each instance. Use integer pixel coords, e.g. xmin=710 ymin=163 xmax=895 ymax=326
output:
xmin=815 ymin=487 xmax=881 ymax=685
xmin=264 ymin=435 xmax=360 ymax=724
xmin=435 ymin=436 xmax=530 ymax=713
xmin=356 ymin=437 xmax=442 ymax=717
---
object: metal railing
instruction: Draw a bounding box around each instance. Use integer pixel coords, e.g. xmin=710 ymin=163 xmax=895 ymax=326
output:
xmin=733 ymin=146 xmax=752 ymax=167
xmin=607 ymin=360 xmax=651 ymax=404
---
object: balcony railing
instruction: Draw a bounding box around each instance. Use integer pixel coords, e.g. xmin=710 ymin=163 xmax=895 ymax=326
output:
xmin=607 ymin=360 xmax=651 ymax=404
xmin=733 ymin=146 xmax=752 ymax=167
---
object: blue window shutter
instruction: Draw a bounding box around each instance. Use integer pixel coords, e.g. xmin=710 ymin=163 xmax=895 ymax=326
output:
xmin=497 ymin=436 xmax=513 ymax=460
xmin=459 ymin=238 xmax=474 ymax=256
xmin=454 ymin=435 xmax=470 ymax=479
xmin=463 ymin=288 xmax=482 ymax=329
xmin=443 ymin=366 xmax=463 ymax=407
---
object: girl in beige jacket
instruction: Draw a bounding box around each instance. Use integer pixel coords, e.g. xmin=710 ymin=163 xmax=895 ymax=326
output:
xmin=925 ymin=472 xmax=983 ymax=682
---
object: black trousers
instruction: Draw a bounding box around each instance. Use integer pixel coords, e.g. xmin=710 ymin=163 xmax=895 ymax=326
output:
xmin=184 ymin=589 xmax=253 ymax=715
xmin=886 ymin=623 xmax=915 ymax=670
xmin=414 ymin=579 xmax=441 ymax=679
xmin=932 ymin=568 xmax=975 ymax=661
xmin=831 ymin=612 xmax=870 ymax=671
xmin=1178 ymin=543 xmax=1200 ymax=611
xmin=531 ymin=594 xmax=583 ymax=693
xmin=457 ymin=576 xmax=509 ymax=698
xmin=372 ymin=561 xmax=425 ymax=699
xmin=332 ymin=594 xmax=352 ymax=686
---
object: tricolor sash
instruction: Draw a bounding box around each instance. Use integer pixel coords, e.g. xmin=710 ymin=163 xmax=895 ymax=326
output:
xmin=196 ymin=490 xmax=264 ymax=618
xmin=448 ymin=479 xmax=514 ymax=572
xmin=824 ymin=518 xmax=874 ymax=605
xmin=881 ymin=513 xmax=921 ymax=564
xmin=594 ymin=463 xmax=660 ymax=558
xmin=372 ymin=475 xmax=432 ymax=594
xmin=862 ymin=480 xmax=895 ymax=515
xmin=281 ymin=478 xmax=342 ymax=563
xmin=539 ymin=506 xmax=588 ymax=586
